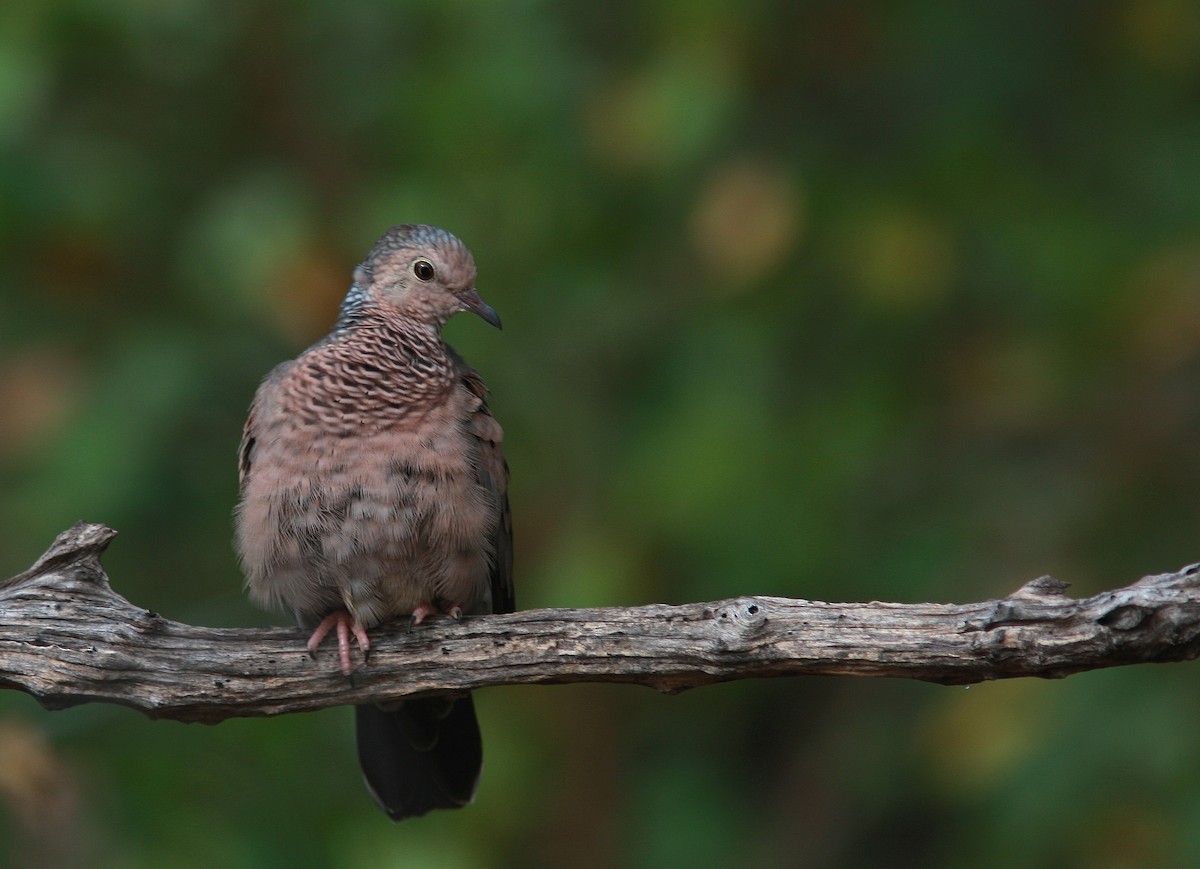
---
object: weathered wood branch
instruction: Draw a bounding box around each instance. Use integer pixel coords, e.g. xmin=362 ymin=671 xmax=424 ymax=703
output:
xmin=3 ymin=523 xmax=1200 ymax=724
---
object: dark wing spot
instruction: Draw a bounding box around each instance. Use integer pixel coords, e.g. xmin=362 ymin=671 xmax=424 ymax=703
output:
xmin=387 ymin=459 xmax=418 ymax=479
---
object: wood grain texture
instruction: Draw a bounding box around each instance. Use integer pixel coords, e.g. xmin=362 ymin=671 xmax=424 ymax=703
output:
xmin=3 ymin=523 xmax=1200 ymax=724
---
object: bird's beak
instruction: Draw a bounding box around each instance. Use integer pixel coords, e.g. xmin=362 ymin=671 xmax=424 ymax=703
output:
xmin=458 ymin=288 xmax=502 ymax=329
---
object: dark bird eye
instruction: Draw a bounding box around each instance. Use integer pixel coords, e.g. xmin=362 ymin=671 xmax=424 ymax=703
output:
xmin=413 ymin=260 xmax=436 ymax=281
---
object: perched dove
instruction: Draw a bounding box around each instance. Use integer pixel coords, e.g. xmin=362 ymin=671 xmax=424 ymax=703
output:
xmin=235 ymin=224 xmax=513 ymax=820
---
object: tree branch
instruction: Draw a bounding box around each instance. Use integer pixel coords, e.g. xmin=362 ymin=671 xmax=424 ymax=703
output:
xmin=3 ymin=523 xmax=1200 ymax=724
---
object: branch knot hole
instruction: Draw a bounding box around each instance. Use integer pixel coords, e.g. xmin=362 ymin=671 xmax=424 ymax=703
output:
xmin=714 ymin=598 xmax=768 ymax=638
xmin=1098 ymin=604 xmax=1149 ymax=631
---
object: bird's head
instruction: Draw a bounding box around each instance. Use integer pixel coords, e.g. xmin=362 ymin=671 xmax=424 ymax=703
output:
xmin=342 ymin=224 xmax=501 ymax=331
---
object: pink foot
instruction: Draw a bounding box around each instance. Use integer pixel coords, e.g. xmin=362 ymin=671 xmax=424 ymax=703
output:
xmin=407 ymin=602 xmax=464 ymax=631
xmin=306 ymin=610 xmax=370 ymax=676
xmin=408 ymin=604 xmax=437 ymax=631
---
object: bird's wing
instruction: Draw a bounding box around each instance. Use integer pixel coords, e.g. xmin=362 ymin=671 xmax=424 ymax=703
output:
xmin=456 ymin=358 xmax=514 ymax=615
xmin=238 ymin=361 xmax=290 ymax=494
xmin=237 ymin=396 xmax=259 ymax=494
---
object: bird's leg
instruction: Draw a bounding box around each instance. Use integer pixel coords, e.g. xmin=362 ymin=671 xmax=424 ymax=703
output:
xmin=306 ymin=610 xmax=370 ymax=676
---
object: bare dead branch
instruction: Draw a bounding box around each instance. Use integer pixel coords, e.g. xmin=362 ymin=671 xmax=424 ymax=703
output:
xmin=3 ymin=523 xmax=1200 ymax=724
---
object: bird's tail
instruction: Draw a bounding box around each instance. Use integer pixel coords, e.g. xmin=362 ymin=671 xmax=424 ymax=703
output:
xmin=355 ymin=694 xmax=483 ymax=820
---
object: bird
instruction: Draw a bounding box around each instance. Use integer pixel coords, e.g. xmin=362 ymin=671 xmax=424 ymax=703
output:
xmin=234 ymin=224 xmax=513 ymax=820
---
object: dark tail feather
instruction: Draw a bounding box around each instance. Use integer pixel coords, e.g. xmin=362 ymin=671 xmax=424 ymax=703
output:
xmin=355 ymin=694 xmax=483 ymax=821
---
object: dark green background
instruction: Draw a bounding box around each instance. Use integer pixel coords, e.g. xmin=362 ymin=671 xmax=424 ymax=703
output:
xmin=3 ymin=2 xmax=1200 ymax=867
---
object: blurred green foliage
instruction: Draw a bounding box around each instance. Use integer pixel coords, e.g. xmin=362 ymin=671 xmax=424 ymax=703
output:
xmin=2 ymin=1 xmax=1200 ymax=867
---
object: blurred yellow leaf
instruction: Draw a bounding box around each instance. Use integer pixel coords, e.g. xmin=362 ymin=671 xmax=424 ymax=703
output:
xmin=835 ymin=205 xmax=956 ymax=310
xmin=690 ymin=160 xmax=803 ymax=291
xmin=1117 ymin=0 xmax=1200 ymax=74
xmin=918 ymin=681 xmax=1048 ymax=794
xmin=1126 ymin=242 xmax=1200 ymax=372
xmin=0 ymin=345 xmax=85 ymax=460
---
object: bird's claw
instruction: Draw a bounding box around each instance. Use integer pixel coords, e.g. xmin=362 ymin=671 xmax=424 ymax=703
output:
xmin=407 ymin=602 xmax=465 ymax=631
xmin=306 ymin=610 xmax=370 ymax=676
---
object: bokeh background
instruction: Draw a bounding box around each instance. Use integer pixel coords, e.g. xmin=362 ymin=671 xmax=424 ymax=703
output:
xmin=3 ymin=2 xmax=1200 ymax=867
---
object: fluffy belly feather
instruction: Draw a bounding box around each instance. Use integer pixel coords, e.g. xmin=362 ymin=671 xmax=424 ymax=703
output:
xmin=237 ymin=410 xmax=498 ymax=627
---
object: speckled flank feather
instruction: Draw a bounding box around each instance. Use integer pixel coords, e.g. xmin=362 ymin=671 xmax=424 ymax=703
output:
xmin=233 ymin=224 xmax=511 ymax=820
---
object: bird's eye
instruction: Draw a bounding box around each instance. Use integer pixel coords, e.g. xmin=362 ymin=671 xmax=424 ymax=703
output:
xmin=413 ymin=260 xmax=436 ymax=281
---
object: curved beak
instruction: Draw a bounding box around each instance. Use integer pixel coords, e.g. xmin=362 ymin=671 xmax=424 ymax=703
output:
xmin=458 ymin=288 xmax=502 ymax=329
